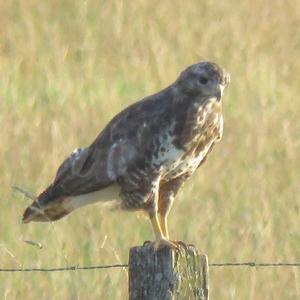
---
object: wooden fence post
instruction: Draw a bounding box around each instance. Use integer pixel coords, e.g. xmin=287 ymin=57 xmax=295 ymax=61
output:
xmin=128 ymin=244 xmax=209 ymax=300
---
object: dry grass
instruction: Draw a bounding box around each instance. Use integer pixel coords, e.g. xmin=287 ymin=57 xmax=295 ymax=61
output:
xmin=0 ymin=0 xmax=300 ymax=299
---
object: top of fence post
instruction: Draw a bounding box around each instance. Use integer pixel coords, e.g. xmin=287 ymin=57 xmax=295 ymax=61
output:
xmin=128 ymin=244 xmax=209 ymax=300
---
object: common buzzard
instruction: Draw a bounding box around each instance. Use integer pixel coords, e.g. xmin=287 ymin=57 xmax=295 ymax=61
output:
xmin=23 ymin=61 xmax=230 ymax=249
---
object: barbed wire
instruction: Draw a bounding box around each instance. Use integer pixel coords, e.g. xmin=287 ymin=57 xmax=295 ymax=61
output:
xmin=1 ymin=262 xmax=300 ymax=272
xmin=209 ymin=262 xmax=300 ymax=267
xmin=0 ymin=264 xmax=128 ymax=272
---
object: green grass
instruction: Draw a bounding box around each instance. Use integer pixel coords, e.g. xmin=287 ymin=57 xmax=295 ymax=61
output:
xmin=1 ymin=0 xmax=300 ymax=299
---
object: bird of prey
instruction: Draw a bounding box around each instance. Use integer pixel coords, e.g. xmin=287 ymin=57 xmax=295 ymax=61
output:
xmin=23 ymin=61 xmax=230 ymax=249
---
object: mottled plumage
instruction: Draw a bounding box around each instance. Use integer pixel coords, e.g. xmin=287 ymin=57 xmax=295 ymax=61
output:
xmin=23 ymin=61 xmax=230 ymax=248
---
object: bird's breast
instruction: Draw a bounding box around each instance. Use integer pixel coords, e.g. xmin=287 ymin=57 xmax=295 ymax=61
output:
xmin=151 ymin=99 xmax=222 ymax=180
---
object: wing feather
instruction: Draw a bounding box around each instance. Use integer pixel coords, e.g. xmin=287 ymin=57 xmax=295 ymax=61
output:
xmin=41 ymin=86 xmax=175 ymax=201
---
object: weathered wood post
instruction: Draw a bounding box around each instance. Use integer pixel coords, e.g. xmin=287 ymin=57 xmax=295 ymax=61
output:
xmin=129 ymin=244 xmax=209 ymax=300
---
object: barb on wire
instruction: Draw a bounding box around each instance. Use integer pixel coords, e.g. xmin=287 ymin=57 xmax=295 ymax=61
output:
xmin=1 ymin=262 xmax=300 ymax=273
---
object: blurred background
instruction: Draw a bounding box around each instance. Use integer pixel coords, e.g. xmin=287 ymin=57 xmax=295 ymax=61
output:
xmin=0 ymin=0 xmax=300 ymax=299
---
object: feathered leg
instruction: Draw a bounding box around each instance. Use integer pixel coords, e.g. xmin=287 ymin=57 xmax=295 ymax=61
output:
xmin=120 ymin=173 xmax=178 ymax=250
xmin=158 ymin=175 xmax=189 ymax=241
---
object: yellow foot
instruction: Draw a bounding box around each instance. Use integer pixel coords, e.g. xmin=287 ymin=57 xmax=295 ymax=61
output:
xmin=171 ymin=240 xmax=190 ymax=251
xmin=144 ymin=238 xmax=180 ymax=251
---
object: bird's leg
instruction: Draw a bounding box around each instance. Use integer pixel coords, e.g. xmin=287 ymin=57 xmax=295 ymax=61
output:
xmin=149 ymin=210 xmax=178 ymax=250
xmin=158 ymin=212 xmax=188 ymax=250
xmin=158 ymin=177 xmax=192 ymax=251
xmin=159 ymin=214 xmax=169 ymax=240
xmin=158 ymin=205 xmax=190 ymax=250
xmin=150 ymin=212 xmax=164 ymax=241
xmin=158 ymin=191 xmax=175 ymax=240
xmin=141 ymin=175 xmax=178 ymax=250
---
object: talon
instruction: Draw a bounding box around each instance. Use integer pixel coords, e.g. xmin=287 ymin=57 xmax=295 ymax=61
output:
xmin=143 ymin=240 xmax=151 ymax=246
xmin=169 ymin=240 xmax=192 ymax=253
xmin=176 ymin=240 xmax=188 ymax=250
xmin=187 ymin=243 xmax=196 ymax=250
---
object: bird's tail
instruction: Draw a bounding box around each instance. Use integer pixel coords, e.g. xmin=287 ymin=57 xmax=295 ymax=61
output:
xmin=22 ymin=184 xmax=121 ymax=223
xmin=22 ymin=186 xmax=70 ymax=223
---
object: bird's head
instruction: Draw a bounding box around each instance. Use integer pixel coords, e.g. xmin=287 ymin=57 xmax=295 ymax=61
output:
xmin=176 ymin=61 xmax=230 ymax=101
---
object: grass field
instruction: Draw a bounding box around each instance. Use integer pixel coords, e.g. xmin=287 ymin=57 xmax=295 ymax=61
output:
xmin=1 ymin=0 xmax=300 ymax=299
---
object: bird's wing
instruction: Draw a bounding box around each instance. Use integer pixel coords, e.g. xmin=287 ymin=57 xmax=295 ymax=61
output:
xmin=52 ymin=146 xmax=112 ymax=195
xmin=42 ymin=87 xmax=175 ymax=200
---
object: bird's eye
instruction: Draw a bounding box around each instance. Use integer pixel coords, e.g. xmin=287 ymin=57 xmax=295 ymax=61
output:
xmin=199 ymin=76 xmax=208 ymax=84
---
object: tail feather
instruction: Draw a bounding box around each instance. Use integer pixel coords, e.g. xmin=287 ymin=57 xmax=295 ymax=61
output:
xmin=22 ymin=202 xmax=47 ymax=223
xmin=22 ymin=183 xmax=121 ymax=223
xmin=22 ymin=185 xmax=69 ymax=223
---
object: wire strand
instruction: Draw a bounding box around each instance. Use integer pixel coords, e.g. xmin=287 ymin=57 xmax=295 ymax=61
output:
xmin=209 ymin=262 xmax=300 ymax=267
xmin=0 ymin=264 xmax=128 ymax=272
xmin=1 ymin=262 xmax=300 ymax=272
